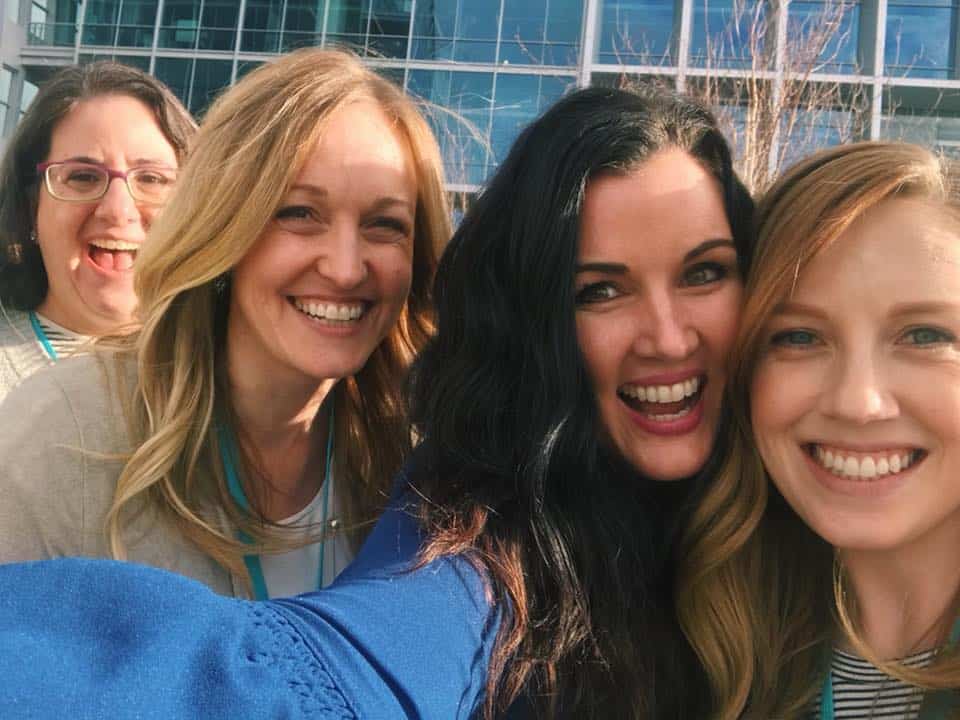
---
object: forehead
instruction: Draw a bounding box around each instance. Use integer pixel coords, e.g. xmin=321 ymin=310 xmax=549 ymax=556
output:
xmin=47 ymin=94 xmax=172 ymax=159
xmin=296 ymin=100 xmax=414 ymax=183
xmin=578 ymin=148 xmax=731 ymax=261
xmin=792 ymin=198 xmax=960 ymax=303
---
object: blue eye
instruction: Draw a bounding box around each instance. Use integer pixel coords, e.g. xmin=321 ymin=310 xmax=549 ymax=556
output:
xmin=770 ymin=329 xmax=819 ymax=347
xmin=575 ymin=282 xmax=619 ymax=305
xmin=902 ymin=326 xmax=955 ymax=346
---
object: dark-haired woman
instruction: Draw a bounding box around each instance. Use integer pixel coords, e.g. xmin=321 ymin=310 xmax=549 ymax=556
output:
xmin=0 ymin=84 xmax=753 ymax=719
xmin=0 ymin=61 xmax=195 ymax=401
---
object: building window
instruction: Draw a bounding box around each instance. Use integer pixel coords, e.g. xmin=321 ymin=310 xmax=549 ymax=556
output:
xmin=407 ymin=69 xmax=494 ymax=185
xmin=499 ymin=0 xmax=582 ymax=66
xmin=241 ymin=0 xmax=282 ymax=52
xmin=0 ymin=67 xmax=12 ymax=136
xmin=19 ymin=79 xmax=37 ymax=119
xmin=598 ymin=0 xmax=676 ymax=66
xmin=787 ymin=0 xmax=861 ymax=74
xmin=885 ymin=0 xmax=957 ymax=79
xmin=690 ymin=0 xmax=768 ymax=69
xmin=411 ymin=0 xmax=499 ymax=64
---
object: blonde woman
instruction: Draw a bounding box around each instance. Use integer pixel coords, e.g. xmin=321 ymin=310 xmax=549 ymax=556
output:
xmin=0 ymin=61 xmax=195 ymax=402
xmin=680 ymin=142 xmax=960 ymax=718
xmin=0 ymin=48 xmax=446 ymax=599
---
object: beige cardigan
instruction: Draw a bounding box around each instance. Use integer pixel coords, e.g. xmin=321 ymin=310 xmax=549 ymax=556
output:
xmin=0 ymin=351 xmax=241 ymax=596
xmin=0 ymin=305 xmax=56 ymax=405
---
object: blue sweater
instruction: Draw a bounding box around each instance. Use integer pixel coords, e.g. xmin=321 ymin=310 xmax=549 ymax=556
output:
xmin=0 ymin=498 xmax=500 ymax=719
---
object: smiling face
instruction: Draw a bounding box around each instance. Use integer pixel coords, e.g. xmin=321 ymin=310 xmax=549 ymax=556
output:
xmin=752 ymin=198 xmax=960 ymax=554
xmin=227 ymin=99 xmax=417 ymax=391
xmin=575 ymin=148 xmax=742 ymax=481
xmin=35 ymin=94 xmax=179 ymax=334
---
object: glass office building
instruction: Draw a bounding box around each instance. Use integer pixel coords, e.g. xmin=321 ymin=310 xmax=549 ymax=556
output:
xmin=4 ymin=0 xmax=960 ymax=188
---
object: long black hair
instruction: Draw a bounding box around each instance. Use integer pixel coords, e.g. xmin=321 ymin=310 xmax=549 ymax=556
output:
xmin=409 ymin=85 xmax=754 ymax=718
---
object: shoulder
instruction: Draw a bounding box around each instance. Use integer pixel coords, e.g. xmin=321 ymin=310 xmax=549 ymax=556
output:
xmin=0 ymin=307 xmax=47 ymax=401
xmin=1 ymin=349 xmax=134 ymax=434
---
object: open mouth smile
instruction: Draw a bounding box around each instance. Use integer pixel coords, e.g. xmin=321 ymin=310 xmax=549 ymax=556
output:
xmin=804 ymin=443 xmax=926 ymax=479
xmin=88 ymin=239 xmax=139 ymax=272
xmin=290 ymin=297 xmax=368 ymax=325
xmin=618 ymin=375 xmax=705 ymax=422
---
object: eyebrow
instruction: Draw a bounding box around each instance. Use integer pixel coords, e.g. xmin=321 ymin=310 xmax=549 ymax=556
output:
xmin=289 ymin=184 xmax=413 ymax=211
xmin=575 ymin=238 xmax=737 ymax=274
xmin=683 ymin=238 xmax=737 ymax=262
xmin=61 ymin=155 xmax=174 ymax=167
xmin=889 ymin=301 xmax=960 ymax=318
xmin=771 ymin=301 xmax=830 ymax=319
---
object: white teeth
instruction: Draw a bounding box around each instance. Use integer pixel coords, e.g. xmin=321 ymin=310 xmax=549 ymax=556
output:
xmin=812 ymin=445 xmax=919 ymax=480
xmin=646 ymin=406 xmax=693 ymax=422
xmin=620 ymin=377 xmax=703 ymax=404
xmin=89 ymin=239 xmax=139 ymax=251
xmin=293 ymin=299 xmax=364 ymax=322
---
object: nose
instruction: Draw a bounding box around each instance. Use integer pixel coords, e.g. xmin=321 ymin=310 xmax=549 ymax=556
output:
xmin=632 ymin=290 xmax=699 ymax=359
xmin=93 ymin=177 xmax=140 ymax=225
xmin=819 ymin=349 xmax=898 ymax=424
xmin=316 ymin=221 xmax=368 ymax=289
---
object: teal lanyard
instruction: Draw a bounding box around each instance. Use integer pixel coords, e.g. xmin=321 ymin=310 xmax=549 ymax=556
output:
xmin=819 ymin=621 xmax=960 ymax=720
xmin=218 ymin=404 xmax=335 ymax=600
xmin=28 ymin=311 xmax=58 ymax=361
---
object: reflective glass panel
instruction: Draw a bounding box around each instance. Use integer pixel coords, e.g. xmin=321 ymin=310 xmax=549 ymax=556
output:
xmin=241 ymin=0 xmax=282 ymax=52
xmin=198 ymin=0 xmax=238 ymax=50
xmin=500 ymin=0 xmax=581 ymax=66
xmin=885 ymin=0 xmax=956 ymax=79
xmin=786 ymin=0 xmax=860 ymax=73
xmin=282 ymin=0 xmax=323 ymax=51
xmin=190 ymin=59 xmax=232 ymax=115
xmin=598 ymin=0 xmax=675 ymax=65
xmin=411 ymin=0 xmax=498 ymax=63
xmin=154 ymin=56 xmax=193 ymax=106
xmin=407 ymin=69 xmax=493 ymax=185
xmin=690 ymin=0 xmax=767 ymax=69
xmin=489 ymin=73 xmax=570 ymax=164
xmin=159 ymin=0 xmax=200 ymax=49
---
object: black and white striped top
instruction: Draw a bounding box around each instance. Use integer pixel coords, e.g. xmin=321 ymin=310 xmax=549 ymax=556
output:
xmin=810 ymin=648 xmax=936 ymax=719
xmin=34 ymin=313 xmax=85 ymax=359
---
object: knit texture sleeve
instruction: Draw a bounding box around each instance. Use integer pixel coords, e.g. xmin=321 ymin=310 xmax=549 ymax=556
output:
xmin=0 ymin=494 xmax=500 ymax=720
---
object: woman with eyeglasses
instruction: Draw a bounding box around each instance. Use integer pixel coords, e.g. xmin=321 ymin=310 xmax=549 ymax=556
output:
xmin=0 ymin=49 xmax=444 ymax=597
xmin=0 ymin=61 xmax=195 ymax=402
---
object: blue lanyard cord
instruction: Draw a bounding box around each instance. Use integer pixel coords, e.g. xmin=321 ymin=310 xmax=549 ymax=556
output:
xmin=218 ymin=403 xmax=335 ymax=600
xmin=28 ymin=311 xmax=58 ymax=361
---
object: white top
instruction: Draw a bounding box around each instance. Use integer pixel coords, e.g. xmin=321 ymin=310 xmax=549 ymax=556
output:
xmin=259 ymin=473 xmax=355 ymax=597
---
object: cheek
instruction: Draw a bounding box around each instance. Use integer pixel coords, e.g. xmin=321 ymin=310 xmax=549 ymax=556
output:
xmin=698 ymin=289 xmax=744 ymax=358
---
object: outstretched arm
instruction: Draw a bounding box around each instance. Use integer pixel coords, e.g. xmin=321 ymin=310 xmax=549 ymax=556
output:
xmin=0 ymin=500 xmax=499 ymax=720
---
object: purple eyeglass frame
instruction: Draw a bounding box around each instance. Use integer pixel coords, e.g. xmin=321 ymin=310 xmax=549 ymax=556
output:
xmin=36 ymin=160 xmax=176 ymax=204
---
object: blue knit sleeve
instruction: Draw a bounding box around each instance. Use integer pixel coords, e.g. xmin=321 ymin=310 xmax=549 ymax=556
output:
xmin=0 ymin=498 xmax=499 ymax=720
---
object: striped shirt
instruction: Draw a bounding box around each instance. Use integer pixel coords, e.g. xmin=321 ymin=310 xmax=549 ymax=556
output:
xmin=811 ymin=648 xmax=936 ymax=719
xmin=34 ymin=313 xmax=86 ymax=359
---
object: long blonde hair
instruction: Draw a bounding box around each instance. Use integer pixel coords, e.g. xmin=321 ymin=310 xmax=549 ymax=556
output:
xmin=105 ymin=48 xmax=449 ymax=581
xmin=678 ymin=141 xmax=960 ymax=719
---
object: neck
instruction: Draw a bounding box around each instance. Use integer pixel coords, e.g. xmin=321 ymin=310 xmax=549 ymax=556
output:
xmin=839 ymin=518 xmax=960 ymax=660
xmin=225 ymin=320 xmax=336 ymax=521
xmin=37 ymin=296 xmax=128 ymax=336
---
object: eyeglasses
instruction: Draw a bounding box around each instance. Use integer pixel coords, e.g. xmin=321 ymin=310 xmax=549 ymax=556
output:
xmin=36 ymin=161 xmax=178 ymax=205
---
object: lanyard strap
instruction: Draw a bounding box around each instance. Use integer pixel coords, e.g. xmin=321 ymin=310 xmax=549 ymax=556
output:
xmin=819 ymin=620 xmax=960 ymax=720
xmin=28 ymin=311 xmax=58 ymax=361
xmin=218 ymin=403 xmax=335 ymax=600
